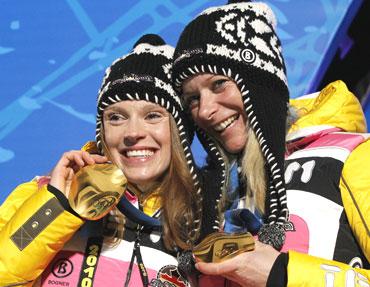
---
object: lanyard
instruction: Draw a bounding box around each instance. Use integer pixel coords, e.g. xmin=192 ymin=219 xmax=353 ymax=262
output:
xmin=121 ymin=197 xmax=159 ymax=287
xmin=117 ymin=194 xmax=161 ymax=230
xmin=77 ymin=236 xmax=104 ymax=286
xmin=224 ymin=160 xmax=262 ymax=234
xmin=124 ymin=226 xmax=149 ymax=287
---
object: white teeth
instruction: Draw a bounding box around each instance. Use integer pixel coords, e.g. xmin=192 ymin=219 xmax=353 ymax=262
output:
xmin=126 ymin=149 xmax=154 ymax=157
xmin=214 ymin=115 xmax=238 ymax=132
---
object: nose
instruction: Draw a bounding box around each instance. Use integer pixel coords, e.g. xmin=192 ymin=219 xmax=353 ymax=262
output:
xmin=123 ymin=119 xmax=146 ymax=146
xmin=197 ymin=90 xmax=218 ymax=123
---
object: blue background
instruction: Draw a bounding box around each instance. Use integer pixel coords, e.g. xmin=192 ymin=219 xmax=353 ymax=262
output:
xmin=0 ymin=0 xmax=367 ymax=203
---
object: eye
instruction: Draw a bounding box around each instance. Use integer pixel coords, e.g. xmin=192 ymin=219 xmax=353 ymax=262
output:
xmin=212 ymin=78 xmax=228 ymax=93
xmin=183 ymin=94 xmax=200 ymax=110
xmin=104 ymin=112 xmax=126 ymax=125
xmin=146 ymin=111 xmax=164 ymax=121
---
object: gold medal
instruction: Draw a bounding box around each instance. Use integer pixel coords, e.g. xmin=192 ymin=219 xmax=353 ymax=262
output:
xmin=193 ymin=232 xmax=255 ymax=263
xmin=68 ymin=163 xmax=127 ymax=220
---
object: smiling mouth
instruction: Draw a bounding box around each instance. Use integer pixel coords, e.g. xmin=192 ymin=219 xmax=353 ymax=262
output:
xmin=124 ymin=149 xmax=155 ymax=158
xmin=214 ymin=114 xmax=239 ymax=132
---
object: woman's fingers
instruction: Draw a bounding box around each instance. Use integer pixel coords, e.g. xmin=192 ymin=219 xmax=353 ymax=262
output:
xmin=90 ymin=153 xmax=109 ymax=163
xmin=195 ymin=262 xmax=222 ymax=275
xmin=64 ymin=168 xmax=74 ymax=198
xmin=65 ymin=151 xmax=108 ymax=170
xmin=195 ymin=241 xmax=280 ymax=287
xmin=80 ymin=151 xmax=96 ymax=165
xmin=78 ymin=151 xmax=108 ymax=166
xmin=68 ymin=151 xmax=89 ymax=168
xmin=50 ymin=150 xmax=108 ymax=194
xmin=195 ymin=257 xmax=238 ymax=276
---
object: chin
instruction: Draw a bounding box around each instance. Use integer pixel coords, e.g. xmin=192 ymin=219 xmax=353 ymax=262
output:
xmin=225 ymin=147 xmax=244 ymax=154
xmin=224 ymin=144 xmax=244 ymax=154
xmin=127 ymin=176 xmax=152 ymax=187
xmin=224 ymin=139 xmax=246 ymax=154
xmin=127 ymin=172 xmax=162 ymax=188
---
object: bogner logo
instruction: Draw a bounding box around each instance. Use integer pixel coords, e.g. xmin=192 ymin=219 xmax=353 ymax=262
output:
xmin=51 ymin=258 xmax=74 ymax=278
xmin=241 ymin=48 xmax=255 ymax=63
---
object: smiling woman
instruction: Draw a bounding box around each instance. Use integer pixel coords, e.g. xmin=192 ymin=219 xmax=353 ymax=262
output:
xmin=0 ymin=34 xmax=201 ymax=287
xmin=182 ymin=74 xmax=248 ymax=154
xmin=172 ymin=0 xmax=370 ymax=286
xmin=103 ymin=100 xmax=172 ymax=190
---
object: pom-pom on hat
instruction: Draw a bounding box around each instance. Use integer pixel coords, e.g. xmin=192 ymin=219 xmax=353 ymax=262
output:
xmin=96 ymin=34 xmax=202 ymax=244
xmin=172 ymin=0 xmax=290 ymax=250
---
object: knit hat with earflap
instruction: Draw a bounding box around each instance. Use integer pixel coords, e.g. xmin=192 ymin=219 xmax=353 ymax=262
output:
xmin=172 ymin=0 xmax=290 ymax=250
xmin=96 ymin=34 xmax=202 ymax=244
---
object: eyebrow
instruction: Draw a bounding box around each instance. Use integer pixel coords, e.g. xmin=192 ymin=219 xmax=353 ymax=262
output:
xmin=182 ymin=92 xmax=198 ymax=105
xmin=143 ymin=102 xmax=163 ymax=109
xmin=104 ymin=102 xmax=168 ymax=114
xmin=103 ymin=106 xmax=122 ymax=114
xmin=141 ymin=104 xmax=167 ymax=114
xmin=183 ymin=74 xmax=224 ymax=95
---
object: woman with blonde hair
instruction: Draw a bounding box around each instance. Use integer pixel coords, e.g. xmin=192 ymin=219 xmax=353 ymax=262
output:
xmin=0 ymin=34 xmax=201 ymax=287
xmin=172 ymin=0 xmax=370 ymax=286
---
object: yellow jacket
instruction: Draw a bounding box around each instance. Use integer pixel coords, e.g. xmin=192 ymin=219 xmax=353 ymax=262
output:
xmin=0 ymin=180 xmax=84 ymax=286
xmin=286 ymin=80 xmax=370 ymax=286
xmin=0 ymin=179 xmax=165 ymax=287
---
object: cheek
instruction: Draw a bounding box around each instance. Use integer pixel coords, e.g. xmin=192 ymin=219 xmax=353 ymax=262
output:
xmin=190 ymin=108 xmax=209 ymax=130
xmin=230 ymin=93 xmax=244 ymax=111
xmin=103 ymin=127 xmax=121 ymax=150
xmin=161 ymin=147 xmax=171 ymax=170
xmin=190 ymin=108 xmax=198 ymax=121
xmin=155 ymin=125 xmax=172 ymax=165
xmin=155 ymin=126 xmax=171 ymax=148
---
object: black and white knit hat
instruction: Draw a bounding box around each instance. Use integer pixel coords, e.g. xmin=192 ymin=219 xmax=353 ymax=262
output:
xmin=96 ymin=34 xmax=202 ymax=243
xmin=172 ymin=0 xmax=289 ymax=250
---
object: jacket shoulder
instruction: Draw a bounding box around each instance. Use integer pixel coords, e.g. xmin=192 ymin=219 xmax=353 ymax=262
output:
xmin=340 ymin=137 xmax=370 ymax=263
